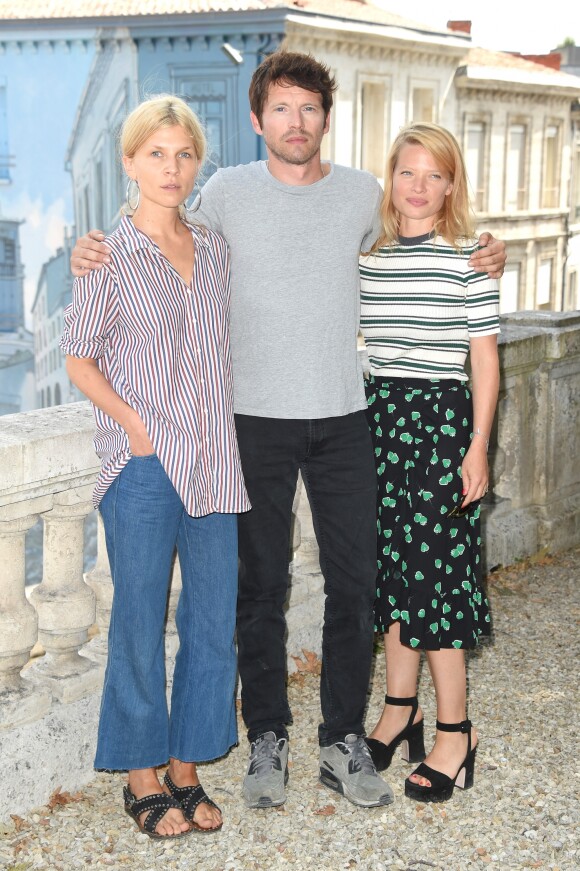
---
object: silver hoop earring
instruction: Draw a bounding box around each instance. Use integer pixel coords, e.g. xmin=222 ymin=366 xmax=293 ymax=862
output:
xmin=184 ymin=182 xmax=201 ymax=213
xmin=126 ymin=178 xmax=140 ymax=211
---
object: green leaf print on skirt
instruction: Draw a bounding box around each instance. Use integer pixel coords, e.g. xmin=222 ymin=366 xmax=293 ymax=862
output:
xmin=365 ymin=375 xmax=491 ymax=649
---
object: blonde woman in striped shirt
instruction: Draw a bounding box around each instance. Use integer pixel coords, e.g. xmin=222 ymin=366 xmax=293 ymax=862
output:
xmin=360 ymin=123 xmax=500 ymax=803
xmin=61 ymin=96 xmax=250 ymax=838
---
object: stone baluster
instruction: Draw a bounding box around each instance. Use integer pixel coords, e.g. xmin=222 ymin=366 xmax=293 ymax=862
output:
xmin=83 ymin=516 xmax=183 ymax=671
xmin=26 ymin=486 xmax=103 ymax=703
xmin=291 ymin=472 xmax=320 ymax=568
xmin=286 ymin=474 xmax=324 ymax=666
xmin=0 ymin=505 xmax=52 ymax=729
xmin=82 ymin=512 xmax=113 ymax=664
xmin=165 ymin=554 xmax=183 ymax=663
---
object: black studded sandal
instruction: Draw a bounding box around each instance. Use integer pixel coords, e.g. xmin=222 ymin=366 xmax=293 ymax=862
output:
xmin=123 ymin=785 xmax=191 ymax=839
xmin=164 ymin=772 xmax=223 ymax=833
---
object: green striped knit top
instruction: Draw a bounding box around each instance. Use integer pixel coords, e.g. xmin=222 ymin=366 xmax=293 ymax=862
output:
xmin=359 ymin=232 xmax=500 ymax=381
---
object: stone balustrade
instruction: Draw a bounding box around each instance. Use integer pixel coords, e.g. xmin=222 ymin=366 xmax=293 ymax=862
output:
xmin=0 ymin=311 xmax=579 ymax=821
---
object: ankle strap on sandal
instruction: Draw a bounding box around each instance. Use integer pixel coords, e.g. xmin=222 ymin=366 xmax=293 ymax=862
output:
xmin=385 ymin=695 xmax=418 ymax=707
xmin=436 ymin=719 xmax=471 ymax=733
xmin=436 ymin=718 xmax=472 ymax=754
xmin=385 ymin=695 xmax=419 ymax=731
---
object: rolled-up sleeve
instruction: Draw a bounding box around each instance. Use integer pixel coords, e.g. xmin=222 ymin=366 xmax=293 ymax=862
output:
xmin=60 ymin=265 xmax=119 ymax=359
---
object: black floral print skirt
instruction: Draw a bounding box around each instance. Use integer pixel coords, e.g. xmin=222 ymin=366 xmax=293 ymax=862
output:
xmin=365 ymin=375 xmax=491 ymax=650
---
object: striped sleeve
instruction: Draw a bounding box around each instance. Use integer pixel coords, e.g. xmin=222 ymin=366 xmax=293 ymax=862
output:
xmin=464 ymin=246 xmax=500 ymax=337
xmin=60 ymin=264 xmax=119 ymax=359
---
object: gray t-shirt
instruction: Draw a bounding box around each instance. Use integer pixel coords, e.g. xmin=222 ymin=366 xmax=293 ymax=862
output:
xmin=196 ymin=160 xmax=382 ymax=419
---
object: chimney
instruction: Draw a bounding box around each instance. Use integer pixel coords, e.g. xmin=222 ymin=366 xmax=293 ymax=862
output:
xmin=447 ymin=20 xmax=472 ymax=35
xmin=518 ymin=52 xmax=561 ymax=70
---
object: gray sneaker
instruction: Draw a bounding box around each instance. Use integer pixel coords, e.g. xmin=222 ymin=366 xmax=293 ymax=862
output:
xmin=242 ymin=731 xmax=289 ymax=808
xmin=319 ymin=734 xmax=394 ymax=807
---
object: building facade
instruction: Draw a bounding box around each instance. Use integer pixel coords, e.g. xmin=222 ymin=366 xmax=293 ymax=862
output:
xmin=31 ymin=229 xmax=81 ymax=408
xmin=1 ymin=1 xmax=580 ymax=319
xmin=0 ymin=216 xmax=25 ymax=333
xmin=454 ymin=46 xmax=580 ymax=312
xmin=62 ymin=3 xmax=580 ymax=314
xmin=0 ymin=215 xmax=34 ymax=414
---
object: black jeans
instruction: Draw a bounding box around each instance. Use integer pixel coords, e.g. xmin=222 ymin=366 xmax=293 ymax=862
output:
xmin=235 ymin=411 xmax=377 ymax=747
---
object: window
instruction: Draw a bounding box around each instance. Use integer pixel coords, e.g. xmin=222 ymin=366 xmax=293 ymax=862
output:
xmin=94 ymin=159 xmax=104 ymax=230
xmin=111 ymin=122 xmax=126 ymax=215
xmin=173 ymin=75 xmax=234 ymax=172
xmin=358 ymin=77 xmax=388 ymax=180
xmin=320 ymin=127 xmax=332 ymax=162
xmin=465 ymin=121 xmax=486 ymax=212
xmin=3 ymin=237 xmax=14 ymax=264
xmin=500 ymin=264 xmax=520 ymax=313
xmin=412 ymin=87 xmax=436 ymax=123
xmin=574 ymin=149 xmax=580 ymax=221
xmin=46 ymin=385 xmax=52 ymax=407
xmin=542 ymin=124 xmax=560 ymax=208
xmin=568 ymin=270 xmax=578 ymax=310
xmin=54 ymin=383 xmax=62 ymax=405
xmin=83 ymin=185 xmax=91 ymax=234
xmin=505 ymin=124 xmax=527 ymax=210
xmin=0 ymin=79 xmax=10 ymax=184
xmin=320 ymin=72 xmax=336 ymax=164
xmin=537 ymin=258 xmax=553 ymax=307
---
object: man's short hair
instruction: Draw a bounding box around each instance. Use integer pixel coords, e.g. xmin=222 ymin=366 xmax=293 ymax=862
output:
xmin=249 ymin=51 xmax=337 ymax=124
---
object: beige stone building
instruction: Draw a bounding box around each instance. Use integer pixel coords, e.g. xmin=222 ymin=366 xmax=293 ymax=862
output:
xmin=279 ymin=8 xmax=580 ymax=313
xmin=454 ymin=47 xmax=580 ymax=312
xmin=2 ymin=1 xmax=579 ymax=313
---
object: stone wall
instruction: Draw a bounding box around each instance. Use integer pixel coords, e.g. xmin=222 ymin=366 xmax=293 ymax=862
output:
xmin=0 ymin=311 xmax=578 ymax=821
xmin=486 ymin=311 xmax=580 ymax=568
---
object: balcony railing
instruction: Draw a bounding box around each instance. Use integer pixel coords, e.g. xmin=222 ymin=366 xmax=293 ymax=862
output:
xmin=1 ymin=310 xmax=579 ymax=822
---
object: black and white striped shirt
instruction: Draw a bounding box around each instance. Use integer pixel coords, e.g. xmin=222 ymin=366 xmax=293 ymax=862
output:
xmin=359 ymin=234 xmax=500 ymax=380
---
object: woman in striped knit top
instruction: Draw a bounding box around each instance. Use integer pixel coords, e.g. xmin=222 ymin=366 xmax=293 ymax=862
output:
xmin=360 ymin=123 xmax=500 ymax=802
xmin=61 ymin=97 xmax=249 ymax=838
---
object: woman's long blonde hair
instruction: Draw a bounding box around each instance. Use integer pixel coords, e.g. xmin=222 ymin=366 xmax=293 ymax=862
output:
xmin=372 ymin=122 xmax=475 ymax=252
xmin=120 ymin=94 xmax=207 ymax=218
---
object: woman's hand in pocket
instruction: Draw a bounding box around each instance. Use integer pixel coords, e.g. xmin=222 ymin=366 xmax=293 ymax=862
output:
xmin=126 ymin=412 xmax=155 ymax=456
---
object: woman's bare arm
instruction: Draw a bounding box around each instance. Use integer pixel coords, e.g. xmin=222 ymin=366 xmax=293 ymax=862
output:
xmin=66 ymin=356 xmax=154 ymax=455
xmin=461 ymin=334 xmax=500 ymax=507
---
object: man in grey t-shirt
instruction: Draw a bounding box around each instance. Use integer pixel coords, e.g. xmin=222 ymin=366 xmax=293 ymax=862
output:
xmin=71 ymin=51 xmax=506 ymax=812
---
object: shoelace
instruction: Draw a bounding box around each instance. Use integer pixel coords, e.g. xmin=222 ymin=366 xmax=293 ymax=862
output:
xmin=344 ymin=737 xmax=377 ymax=775
xmin=250 ymin=735 xmax=283 ymax=776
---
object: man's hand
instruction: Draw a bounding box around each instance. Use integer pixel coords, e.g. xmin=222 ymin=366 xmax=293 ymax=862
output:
xmin=469 ymin=233 xmax=506 ymax=279
xmin=70 ymin=230 xmax=111 ymax=277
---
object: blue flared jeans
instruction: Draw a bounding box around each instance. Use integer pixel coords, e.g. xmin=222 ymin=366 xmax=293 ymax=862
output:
xmin=94 ymin=455 xmax=238 ymax=771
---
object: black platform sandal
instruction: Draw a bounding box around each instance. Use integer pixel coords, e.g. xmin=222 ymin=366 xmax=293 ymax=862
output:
xmin=123 ymin=785 xmax=191 ymax=839
xmin=164 ymin=772 xmax=223 ymax=833
xmin=365 ymin=695 xmax=426 ymax=772
xmin=404 ymin=718 xmax=476 ymax=803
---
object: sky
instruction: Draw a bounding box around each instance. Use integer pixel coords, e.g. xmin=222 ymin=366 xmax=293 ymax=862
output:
xmin=381 ymin=1 xmax=580 ymax=55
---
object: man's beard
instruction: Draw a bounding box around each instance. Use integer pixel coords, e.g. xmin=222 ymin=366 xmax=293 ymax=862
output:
xmin=265 ymin=133 xmax=322 ymax=166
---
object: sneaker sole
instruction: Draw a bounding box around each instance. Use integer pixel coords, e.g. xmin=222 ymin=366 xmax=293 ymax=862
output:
xmin=319 ymin=768 xmax=394 ymax=808
xmin=243 ymin=794 xmax=287 ymax=809
xmin=242 ymin=768 xmax=289 ymax=809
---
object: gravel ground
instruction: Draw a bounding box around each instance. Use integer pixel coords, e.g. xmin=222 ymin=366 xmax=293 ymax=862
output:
xmin=1 ymin=547 xmax=578 ymax=871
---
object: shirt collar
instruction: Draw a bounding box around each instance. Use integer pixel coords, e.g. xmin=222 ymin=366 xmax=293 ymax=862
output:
xmin=119 ymin=214 xmax=211 ymax=254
